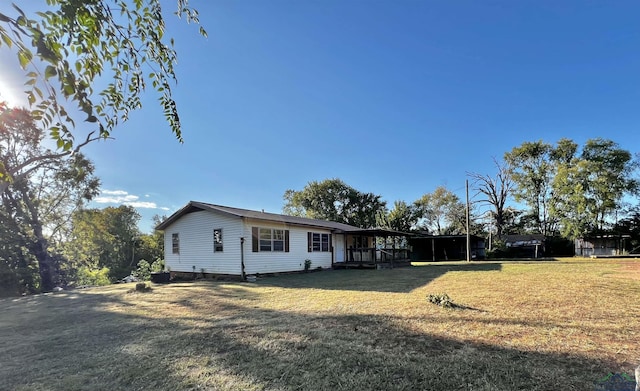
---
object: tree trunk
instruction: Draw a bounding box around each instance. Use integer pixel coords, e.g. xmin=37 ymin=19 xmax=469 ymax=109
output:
xmin=22 ymin=189 xmax=56 ymax=292
xmin=495 ymin=210 xmax=505 ymax=238
xmin=31 ymin=238 xmax=55 ymax=292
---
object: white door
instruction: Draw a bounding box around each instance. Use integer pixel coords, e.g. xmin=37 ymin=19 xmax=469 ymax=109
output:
xmin=334 ymin=234 xmax=345 ymax=262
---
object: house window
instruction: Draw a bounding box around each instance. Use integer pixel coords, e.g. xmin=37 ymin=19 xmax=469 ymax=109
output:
xmin=273 ymin=229 xmax=285 ymax=251
xmin=172 ymin=233 xmax=180 ymax=254
xmin=308 ymin=232 xmax=330 ymax=252
xmin=213 ymin=228 xmax=223 ymax=252
xmin=253 ymin=227 xmax=289 ymax=252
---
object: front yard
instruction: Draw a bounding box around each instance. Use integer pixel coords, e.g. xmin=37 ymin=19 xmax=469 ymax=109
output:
xmin=1 ymin=258 xmax=638 ymax=390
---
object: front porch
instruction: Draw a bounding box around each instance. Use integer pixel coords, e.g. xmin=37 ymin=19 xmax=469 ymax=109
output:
xmin=334 ymin=247 xmax=412 ymax=269
xmin=333 ymin=228 xmax=412 ymax=269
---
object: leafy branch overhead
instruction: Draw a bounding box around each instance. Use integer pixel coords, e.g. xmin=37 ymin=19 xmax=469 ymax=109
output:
xmin=0 ymin=1 xmax=207 ymax=153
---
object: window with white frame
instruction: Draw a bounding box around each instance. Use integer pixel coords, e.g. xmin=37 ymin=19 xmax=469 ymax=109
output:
xmin=257 ymin=228 xmax=286 ymax=252
xmin=172 ymin=233 xmax=180 ymax=254
xmin=213 ymin=228 xmax=223 ymax=252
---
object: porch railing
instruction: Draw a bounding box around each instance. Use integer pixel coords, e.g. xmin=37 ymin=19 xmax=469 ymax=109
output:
xmin=346 ymin=248 xmax=410 ymax=263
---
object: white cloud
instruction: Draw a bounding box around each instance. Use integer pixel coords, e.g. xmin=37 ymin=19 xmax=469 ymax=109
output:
xmin=95 ymin=194 xmax=139 ymax=204
xmin=101 ymin=189 xmax=129 ymax=196
xmin=94 ymin=190 xmax=170 ymax=211
xmin=125 ymin=201 xmax=158 ymax=209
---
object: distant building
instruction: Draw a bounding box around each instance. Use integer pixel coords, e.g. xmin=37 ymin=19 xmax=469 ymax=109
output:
xmin=575 ymin=234 xmax=631 ymax=257
xmin=502 ymin=234 xmax=546 ymax=258
xmin=408 ymin=235 xmax=485 ymax=261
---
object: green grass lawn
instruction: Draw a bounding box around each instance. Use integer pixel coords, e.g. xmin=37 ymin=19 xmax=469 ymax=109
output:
xmin=1 ymin=258 xmax=639 ymax=390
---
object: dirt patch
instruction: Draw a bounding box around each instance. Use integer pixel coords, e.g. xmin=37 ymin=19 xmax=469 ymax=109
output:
xmin=618 ymin=262 xmax=640 ymax=280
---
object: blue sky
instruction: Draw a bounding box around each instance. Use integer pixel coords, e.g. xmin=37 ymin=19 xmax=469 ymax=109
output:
xmin=2 ymin=0 xmax=640 ymax=232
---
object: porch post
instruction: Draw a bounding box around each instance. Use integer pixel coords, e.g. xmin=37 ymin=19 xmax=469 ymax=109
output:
xmin=431 ymin=238 xmax=435 ymax=262
xmin=374 ymin=234 xmax=377 ymax=264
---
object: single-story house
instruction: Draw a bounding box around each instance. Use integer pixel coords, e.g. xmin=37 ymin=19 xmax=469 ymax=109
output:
xmin=574 ymin=234 xmax=631 ymax=257
xmin=408 ymin=234 xmax=486 ymax=261
xmin=156 ymin=201 xmax=410 ymax=278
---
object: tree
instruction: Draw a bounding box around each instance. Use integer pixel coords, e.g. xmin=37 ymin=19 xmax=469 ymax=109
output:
xmin=283 ymin=179 xmax=386 ymax=228
xmin=0 ymin=106 xmax=99 ymax=292
xmin=135 ymin=214 xmax=166 ymax=266
xmin=0 ymin=201 xmax=39 ymax=296
xmin=504 ymin=140 xmax=558 ymax=235
xmin=376 ymin=200 xmax=418 ymax=247
xmin=414 ymin=186 xmax=467 ymax=235
xmin=0 ymin=1 xmax=206 ymax=183
xmin=384 ymin=200 xmax=418 ymax=233
xmin=64 ymin=206 xmax=141 ymax=280
xmin=551 ymin=138 xmax=638 ymax=239
xmin=500 ymin=207 xmax=526 ymax=235
xmin=468 ymin=158 xmax=513 ymax=238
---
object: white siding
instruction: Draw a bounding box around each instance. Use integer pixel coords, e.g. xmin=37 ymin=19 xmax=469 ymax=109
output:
xmin=163 ymin=212 xmax=341 ymax=276
xmin=164 ymin=210 xmax=243 ymax=274
xmin=242 ymin=219 xmax=333 ymax=274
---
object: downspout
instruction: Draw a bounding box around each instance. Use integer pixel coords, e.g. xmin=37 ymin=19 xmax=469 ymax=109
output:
xmin=240 ymin=237 xmax=246 ymax=281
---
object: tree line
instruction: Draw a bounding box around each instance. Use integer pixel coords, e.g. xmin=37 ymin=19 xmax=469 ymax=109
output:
xmin=283 ymin=179 xmax=481 ymax=236
xmin=284 ymin=138 xmax=639 ymax=251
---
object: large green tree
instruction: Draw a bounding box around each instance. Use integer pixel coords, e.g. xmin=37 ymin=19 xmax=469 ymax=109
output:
xmin=551 ymin=138 xmax=638 ymax=239
xmin=414 ymin=186 xmax=466 ymax=235
xmin=0 ymin=1 xmax=206 ymax=185
xmin=283 ymin=179 xmax=386 ymax=228
xmin=0 ymin=106 xmax=99 ymax=292
xmin=504 ymin=140 xmax=558 ymax=235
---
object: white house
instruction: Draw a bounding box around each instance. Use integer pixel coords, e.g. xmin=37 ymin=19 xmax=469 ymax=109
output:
xmin=156 ymin=201 xmax=395 ymax=278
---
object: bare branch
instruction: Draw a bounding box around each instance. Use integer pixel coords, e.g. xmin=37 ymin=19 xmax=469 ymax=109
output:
xmin=467 ymin=158 xmax=513 ymax=237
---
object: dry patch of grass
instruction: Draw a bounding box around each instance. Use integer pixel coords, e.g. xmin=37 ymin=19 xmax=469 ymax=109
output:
xmin=0 ymin=259 xmax=639 ymax=390
xmin=617 ymin=260 xmax=640 ymax=280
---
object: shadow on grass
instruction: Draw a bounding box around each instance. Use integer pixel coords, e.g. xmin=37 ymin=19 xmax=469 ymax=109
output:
xmin=0 ymin=282 xmax=631 ymax=391
xmin=257 ymin=263 xmax=503 ymax=293
xmin=479 ymin=257 xmax=561 ymax=263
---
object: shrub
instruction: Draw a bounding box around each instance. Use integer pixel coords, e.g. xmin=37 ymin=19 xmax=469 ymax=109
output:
xmin=76 ymin=266 xmax=111 ymax=287
xmin=134 ymin=259 xmax=152 ymax=281
xmin=151 ymin=258 xmax=165 ymax=272
xmin=304 ymin=259 xmax=312 ymax=272
xmin=134 ymin=259 xmax=165 ymax=281
xmin=486 ymin=239 xmax=507 ymax=259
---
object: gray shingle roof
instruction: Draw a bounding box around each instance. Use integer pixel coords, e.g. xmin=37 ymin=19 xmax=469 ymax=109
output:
xmin=155 ymin=201 xmax=363 ymax=232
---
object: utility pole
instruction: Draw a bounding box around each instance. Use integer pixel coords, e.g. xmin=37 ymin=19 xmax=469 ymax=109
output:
xmin=466 ymin=179 xmax=471 ymax=262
